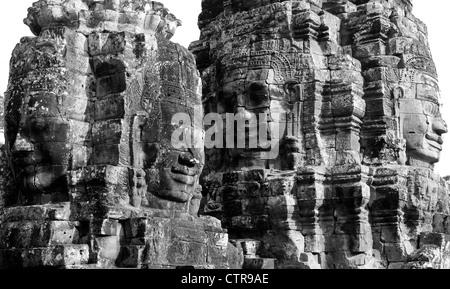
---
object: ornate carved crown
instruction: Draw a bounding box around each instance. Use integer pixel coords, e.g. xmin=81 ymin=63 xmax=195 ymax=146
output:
xmin=24 ymin=0 xmax=182 ymax=39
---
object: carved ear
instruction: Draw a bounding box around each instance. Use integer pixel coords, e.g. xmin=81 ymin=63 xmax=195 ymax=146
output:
xmin=283 ymin=80 xmax=304 ymax=102
xmin=392 ymin=86 xmax=405 ymax=100
xmin=283 ymin=81 xmax=295 ymax=95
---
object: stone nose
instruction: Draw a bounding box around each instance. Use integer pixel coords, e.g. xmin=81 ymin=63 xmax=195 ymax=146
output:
xmin=432 ymin=116 xmax=448 ymax=136
xmin=236 ymin=107 xmax=253 ymax=120
xmin=12 ymin=135 xmax=34 ymax=153
xmin=178 ymin=152 xmax=199 ymax=168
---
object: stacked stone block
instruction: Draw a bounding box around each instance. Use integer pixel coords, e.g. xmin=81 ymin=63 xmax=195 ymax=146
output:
xmin=0 ymin=0 xmax=240 ymax=269
xmin=194 ymin=0 xmax=450 ymax=269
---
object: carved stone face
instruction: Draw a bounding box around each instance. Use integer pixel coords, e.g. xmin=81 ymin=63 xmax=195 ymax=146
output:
xmin=6 ymin=34 xmax=90 ymax=205
xmin=138 ymin=46 xmax=205 ymax=208
xmin=221 ymin=67 xmax=272 ymax=170
xmin=399 ymin=79 xmax=448 ymax=167
xmin=216 ymin=45 xmax=304 ymax=171
xmin=9 ymin=115 xmax=71 ymax=204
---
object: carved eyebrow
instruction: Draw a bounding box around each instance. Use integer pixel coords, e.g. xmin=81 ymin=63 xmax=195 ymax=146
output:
xmin=416 ymin=95 xmax=439 ymax=104
xmin=417 ymin=93 xmax=440 ymax=103
xmin=423 ymin=101 xmax=439 ymax=116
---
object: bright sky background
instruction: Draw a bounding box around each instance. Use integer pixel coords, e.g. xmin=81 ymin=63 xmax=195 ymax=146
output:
xmin=0 ymin=0 xmax=449 ymax=176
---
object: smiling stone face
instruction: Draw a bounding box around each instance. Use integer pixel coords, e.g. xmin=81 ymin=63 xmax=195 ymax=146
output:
xmin=5 ymin=28 xmax=90 ymax=206
xmin=202 ymin=42 xmax=307 ymax=172
xmin=399 ymin=77 xmax=448 ymax=168
xmin=138 ymin=42 xmax=205 ymax=212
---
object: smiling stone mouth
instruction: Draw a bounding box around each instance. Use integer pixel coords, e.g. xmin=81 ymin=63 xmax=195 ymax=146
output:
xmin=171 ymin=165 xmax=198 ymax=176
xmin=426 ymin=133 xmax=443 ymax=150
xmin=170 ymin=165 xmax=198 ymax=186
xmin=169 ymin=172 xmax=196 ymax=186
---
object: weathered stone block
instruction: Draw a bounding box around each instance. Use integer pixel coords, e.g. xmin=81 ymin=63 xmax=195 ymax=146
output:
xmin=0 ymin=221 xmax=77 ymax=249
xmin=405 ymin=244 xmax=443 ymax=269
xmin=117 ymin=245 xmax=145 ymax=268
xmin=88 ymin=32 xmax=126 ymax=56
xmin=3 ymin=203 xmax=71 ymax=222
xmin=419 ymin=232 xmax=450 ymax=250
xmin=206 ymin=244 xmax=228 ymax=268
xmin=384 ymin=243 xmax=407 ymax=262
xmin=238 ymin=239 xmax=261 ymax=257
xmin=169 ymin=223 xmax=209 ymax=244
xmin=0 ymin=245 xmax=89 ymax=269
xmin=243 ymin=257 xmax=276 ymax=269
xmin=94 ymin=95 xmax=125 ymax=120
xmin=96 ymin=236 xmax=121 ymax=261
xmin=205 ymin=231 xmax=229 ymax=249
xmin=92 ymin=119 xmax=124 ymax=145
xmin=380 ymin=225 xmax=402 ymax=243
xmin=230 ymin=215 xmax=270 ymax=231
xmin=93 ymin=144 xmax=129 ymax=166
xmin=92 ymin=219 xmax=121 ymax=236
xmin=354 ymin=40 xmax=386 ymax=58
xmin=304 ymin=234 xmax=325 ymax=253
xmin=96 ymin=72 xmax=126 ymax=98
xmin=167 ymin=240 xmax=207 ymax=266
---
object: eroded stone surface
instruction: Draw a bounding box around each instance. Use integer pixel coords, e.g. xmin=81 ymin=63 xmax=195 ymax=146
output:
xmin=1 ymin=0 xmax=450 ymax=270
xmin=192 ymin=0 xmax=450 ymax=269
xmin=0 ymin=0 xmax=240 ymax=269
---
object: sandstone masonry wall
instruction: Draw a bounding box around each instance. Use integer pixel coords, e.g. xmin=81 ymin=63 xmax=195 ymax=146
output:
xmin=192 ymin=0 xmax=450 ymax=269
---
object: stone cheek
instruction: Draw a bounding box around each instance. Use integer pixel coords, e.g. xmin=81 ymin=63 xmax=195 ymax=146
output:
xmin=399 ymin=98 xmax=446 ymax=168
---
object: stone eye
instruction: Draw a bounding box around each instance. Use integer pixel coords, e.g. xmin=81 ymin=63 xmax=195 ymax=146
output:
xmin=249 ymin=82 xmax=269 ymax=104
xmin=424 ymin=101 xmax=439 ymax=117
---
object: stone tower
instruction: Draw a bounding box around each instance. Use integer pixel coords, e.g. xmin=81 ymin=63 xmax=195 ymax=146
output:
xmin=191 ymin=0 xmax=450 ymax=269
xmin=1 ymin=0 xmax=449 ymax=270
xmin=0 ymin=0 xmax=240 ymax=269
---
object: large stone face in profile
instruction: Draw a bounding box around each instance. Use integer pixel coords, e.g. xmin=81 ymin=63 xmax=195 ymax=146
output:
xmin=191 ymin=0 xmax=450 ymax=269
xmin=0 ymin=0 xmax=240 ymax=269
